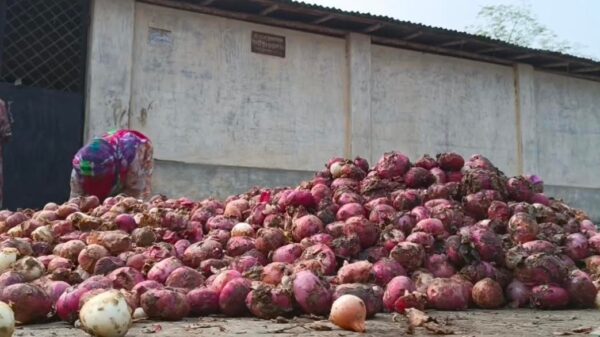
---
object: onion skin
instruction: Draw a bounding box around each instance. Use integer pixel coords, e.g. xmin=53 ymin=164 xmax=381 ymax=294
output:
xmin=141 ymin=289 xmax=190 ymax=321
xmin=329 ymin=294 xmax=366 ymax=332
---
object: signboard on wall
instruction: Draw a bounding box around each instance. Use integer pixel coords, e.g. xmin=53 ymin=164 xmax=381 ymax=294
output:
xmin=251 ymin=31 xmax=285 ymax=58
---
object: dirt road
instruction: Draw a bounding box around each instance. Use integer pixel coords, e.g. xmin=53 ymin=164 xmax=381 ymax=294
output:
xmin=14 ymin=310 xmax=600 ymax=337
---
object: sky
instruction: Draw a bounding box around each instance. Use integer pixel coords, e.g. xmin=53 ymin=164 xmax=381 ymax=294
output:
xmin=304 ymin=0 xmax=600 ymax=60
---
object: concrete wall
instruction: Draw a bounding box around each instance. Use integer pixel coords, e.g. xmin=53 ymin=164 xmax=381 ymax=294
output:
xmin=370 ymin=46 xmax=519 ymax=176
xmin=86 ymin=0 xmax=600 ymax=219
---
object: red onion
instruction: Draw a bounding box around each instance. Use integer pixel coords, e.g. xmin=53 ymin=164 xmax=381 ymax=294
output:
xmin=291 ymin=215 xmax=324 ymax=242
xmin=426 ymin=278 xmax=470 ymax=310
xmin=187 ymin=287 xmax=219 ymax=316
xmin=390 ymin=242 xmax=425 ymax=271
xmin=565 ymin=233 xmax=590 ymax=261
xmin=272 ymin=244 xmax=304 ymax=264
xmin=343 ymin=216 xmax=380 ymax=249
xmin=508 ymin=212 xmax=539 ymax=244
xmin=219 ymin=277 xmax=252 ymax=316
xmin=300 ymin=243 xmax=337 ymax=275
xmin=141 ymin=288 xmax=190 ymax=321
xmin=245 ymin=284 xmax=293 ymax=319
xmin=404 ymin=167 xmax=435 ymax=188
xmin=1 ymin=283 xmax=52 ymax=323
xmin=292 ymin=270 xmax=332 ymax=315
xmin=531 ymin=285 xmax=570 ymax=309
xmin=437 ymin=152 xmax=464 ymax=171
xmin=337 ymin=261 xmax=373 ymax=284
xmin=375 ymin=151 xmax=410 ymax=179
xmin=383 ymin=276 xmax=415 ymax=311
xmin=565 ymin=269 xmax=597 ymax=308
xmin=425 ymin=254 xmax=456 ymax=278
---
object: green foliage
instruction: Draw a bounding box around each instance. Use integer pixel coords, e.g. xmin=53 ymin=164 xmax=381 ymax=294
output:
xmin=467 ymin=4 xmax=576 ymax=53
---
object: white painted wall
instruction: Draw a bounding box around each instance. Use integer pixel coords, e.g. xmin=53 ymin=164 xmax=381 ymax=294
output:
xmin=370 ymin=45 xmax=519 ymax=175
xmin=85 ymin=0 xmax=135 ymax=140
xmin=128 ymin=3 xmax=347 ymax=171
xmin=532 ymin=72 xmax=600 ymax=188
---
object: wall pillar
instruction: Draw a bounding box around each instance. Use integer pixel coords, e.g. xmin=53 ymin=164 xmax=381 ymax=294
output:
xmin=345 ymin=33 xmax=372 ymax=162
xmin=85 ymin=0 xmax=136 ymax=141
xmin=513 ymin=63 xmax=537 ymax=176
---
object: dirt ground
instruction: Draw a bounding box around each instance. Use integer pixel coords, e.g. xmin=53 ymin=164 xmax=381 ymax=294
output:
xmin=13 ymin=310 xmax=600 ymax=337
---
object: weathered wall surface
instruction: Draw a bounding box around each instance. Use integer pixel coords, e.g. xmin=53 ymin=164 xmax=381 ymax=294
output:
xmin=128 ymin=3 xmax=347 ymax=171
xmin=85 ymin=0 xmax=135 ymax=140
xmin=370 ymin=46 xmax=519 ymax=176
xmin=86 ymin=1 xmax=600 ymax=219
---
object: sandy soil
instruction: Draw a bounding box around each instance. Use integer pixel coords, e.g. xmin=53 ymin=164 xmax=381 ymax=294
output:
xmin=13 ymin=310 xmax=600 ymax=337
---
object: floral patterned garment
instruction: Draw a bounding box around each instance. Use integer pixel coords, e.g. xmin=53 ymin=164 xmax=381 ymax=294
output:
xmin=70 ymin=129 xmax=153 ymax=201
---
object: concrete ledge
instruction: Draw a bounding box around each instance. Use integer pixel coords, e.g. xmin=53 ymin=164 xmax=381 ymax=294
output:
xmin=544 ymin=185 xmax=600 ymax=222
xmin=152 ymin=160 xmax=314 ymax=200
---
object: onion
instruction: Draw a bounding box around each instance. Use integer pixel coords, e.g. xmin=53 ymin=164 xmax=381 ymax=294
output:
xmin=425 ymin=254 xmax=456 ymax=278
xmin=1 ymin=283 xmax=52 ymax=323
xmin=508 ymin=212 xmax=539 ymax=244
xmin=272 ymin=244 xmax=303 ymax=264
xmin=187 ymin=287 xmax=219 ymax=316
xmin=292 ymin=270 xmax=332 ymax=315
xmin=80 ymin=290 xmax=132 ymax=337
xmin=329 ymin=294 xmax=366 ymax=332
xmin=531 ymin=285 xmax=570 ymax=309
xmin=337 ymin=261 xmax=373 ymax=284
xmin=115 ymin=214 xmax=137 ymax=233
xmin=471 ymin=278 xmax=504 ymax=309
xmin=141 ymin=289 xmax=190 ymax=321
xmin=404 ymin=167 xmax=435 ymax=188
xmin=165 ymin=266 xmax=205 ymax=290
xmin=437 ymin=152 xmax=464 ymax=171
xmin=389 ymin=242 xmax=425 ymax=271
xmin=383 ymin=276 xmax=415 ymax=311
xmin=12 ymin=256 xmax=44 ymax=281
xmin=245 ymin=284 xmax=293 ymax=319
xmin=0 ymin=248 xmax=18 ymax=273
xmin=426 ymin=278 xmax=470 ymax=310
xmin=565 ymin=269 xmax=597 ymax=308
xmin=300 ymin=244 xmax=337 ymax=275
xmin=0 ymin=301 xmax=15 ymax=337
xmin=372 ymin=258 xmax=406 ymax=286
xmin=343 ymin=216 xmax=380 ymax=249
xmin=219 ymin=278 xmax=252 ymax=316
xmin=565 ymin=233 xmax=590 ymax=261
xmin=375 ymin=151 xmax=410 ymax=179
xmin=291 ymin=215 xmax=324 ymax=242
xmin=147 ymin=256 xmax=183 ymax=284
xmin=231 ymin=222 xmax=254 ymax=237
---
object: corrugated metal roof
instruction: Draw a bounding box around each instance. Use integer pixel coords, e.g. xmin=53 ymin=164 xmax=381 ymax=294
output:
xmin=142 ymin=0 xmax=600 ymax=82
xmin=281 ymin=0 xmax=598 ymax=64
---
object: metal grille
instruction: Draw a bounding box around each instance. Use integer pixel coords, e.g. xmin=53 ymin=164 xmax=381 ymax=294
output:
xmin=0 ymin=0 xmax=88 ymax=92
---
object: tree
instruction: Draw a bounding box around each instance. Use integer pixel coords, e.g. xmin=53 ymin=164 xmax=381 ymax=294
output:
xmin=467 ymin=4 xmax=578 ymax=54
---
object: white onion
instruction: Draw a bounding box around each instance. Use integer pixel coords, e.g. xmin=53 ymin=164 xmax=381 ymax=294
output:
xmin=0 ymin=301 xmax=15 ymax=337
xmin=80 ymin=290 xmax=132 ymax=337
xmin=0 ymin=248 xmax=18 ymax=273
xmin=231 ymin=222 xmax=254 ymax=237
xmin=329 ymin=294 xmax=366 ymax=332
xmin=12 ymin=256 xmax=45 ymax=282
xmin=32 ymin=225 xmax=54 ymax=244
xmin=6 ymin=225 xmax=23 ymax=238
